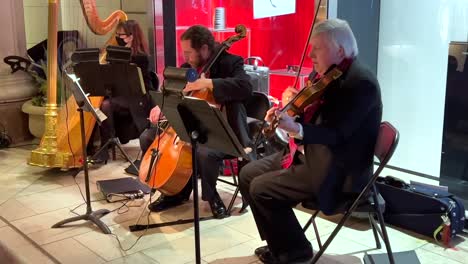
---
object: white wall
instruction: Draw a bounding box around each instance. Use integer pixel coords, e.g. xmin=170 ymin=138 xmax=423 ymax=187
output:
xmin=61 ymin=0 xmax=122 ymax=48
xmin=23 ymin=0 xmax=124 ymax=49
xmin=378 ymin=0 xmax=468 ymax=177
xmin=23 ymin=0 xmax=48 ymax=49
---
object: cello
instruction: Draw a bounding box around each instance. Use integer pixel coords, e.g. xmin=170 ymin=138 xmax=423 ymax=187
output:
xmin=139 ymin=25 xmax=247 ymax=195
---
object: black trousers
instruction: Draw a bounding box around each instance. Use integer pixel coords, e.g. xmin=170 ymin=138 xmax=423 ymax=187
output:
xmin=197 ymin=146 xmax=226 ymax=201
xmin=100 ymin=96 xmax=130 ymax=146
xmin=166 ymin=146 xmax=226 ymax=202
xmin=139 ymin=127 xmax=160 ymax=154
xmin=239 ymin=151 xmax=324 ymax=262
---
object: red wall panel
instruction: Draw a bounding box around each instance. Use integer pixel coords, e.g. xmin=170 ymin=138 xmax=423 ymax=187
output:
xmin=171 ymin=0 xmax=316 ymax=98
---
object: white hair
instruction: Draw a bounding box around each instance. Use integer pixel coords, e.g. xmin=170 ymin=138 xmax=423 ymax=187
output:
xmin=312 ymin=18 xmax=358 ymax=58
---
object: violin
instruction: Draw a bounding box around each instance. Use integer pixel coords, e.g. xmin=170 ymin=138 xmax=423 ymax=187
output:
xmin=257 ymin=0 xmax=328 ymax=143
xmin=263 ymin=66 xmax=343 ymax=137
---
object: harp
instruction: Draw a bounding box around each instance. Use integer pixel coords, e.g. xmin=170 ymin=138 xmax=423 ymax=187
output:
xmin=29 ymin=0 xmax=127 ymax=169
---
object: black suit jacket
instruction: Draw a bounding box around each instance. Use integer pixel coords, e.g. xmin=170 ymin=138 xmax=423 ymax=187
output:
xmin=300 ymin=60 xmax=382 ymax=214
xmin=183 ymin=51 xmax=253 ymax=147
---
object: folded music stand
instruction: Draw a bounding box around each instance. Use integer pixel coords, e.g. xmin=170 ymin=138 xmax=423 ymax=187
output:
xmin=72 ymin=49 xmax=145 ymax=173
xmin=52 ymin=73 xmax=111 ymax=234
xmin=129 ymin=67 xmax=249 ymax=264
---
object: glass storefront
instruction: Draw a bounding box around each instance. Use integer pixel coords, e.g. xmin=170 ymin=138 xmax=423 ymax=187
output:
xmin=441 ymin=41 xmax=468 ymax=204
xmin=377 ymin=0 xmax=468 ymax=204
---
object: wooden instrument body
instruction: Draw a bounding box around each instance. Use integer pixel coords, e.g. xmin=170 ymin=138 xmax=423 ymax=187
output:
xmin=56 ymin=96 xmax=103 ymax=168
xmin=139 ymin=89 xmax=216 ymax=195
xmin=264 ymin=67 xmax=343 ymax=138
xmin=139 ymin=127 xmax=193 ymax=195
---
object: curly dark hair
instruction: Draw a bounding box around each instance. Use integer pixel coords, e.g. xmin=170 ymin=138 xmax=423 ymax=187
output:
xmin=180 ymin=25 xmax=215 ymax=53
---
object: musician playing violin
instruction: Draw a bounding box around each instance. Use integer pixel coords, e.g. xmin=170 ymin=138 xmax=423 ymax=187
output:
xmin=144 ymin=25 xmax=252 ymax=219
xmin=239 ymin=19 xmax=383 ymax=263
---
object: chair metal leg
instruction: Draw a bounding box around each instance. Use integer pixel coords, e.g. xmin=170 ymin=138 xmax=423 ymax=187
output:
xmin=369 ymin=216 xmax=384 ymax=239
xmin=372 ymin=185 xmax=395 ymax=264
xmin=302 ymin=210 xmax=320 ymax=232
xmin=228 ymin=160 xmax=238 ymax=185
xmin=226 ymin=184 xmax=249 ymax=213
xmin=368 ymin=212 xmax=381 ymax=249
xmin=302 ymin=211 xmax=322 ymax=250
xmin=312 ymin=217 xmax=323 ymax=250
xmin=310 ymin=208 xmax=354 ymax=263
xmin=227 ymin=185 xmax=240 ymax=214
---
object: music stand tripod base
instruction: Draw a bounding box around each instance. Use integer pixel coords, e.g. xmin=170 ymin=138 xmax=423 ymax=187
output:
xmin=92 ymin=137 xmax=140 ymax=174
xmin=52 ymin=208 xmax=111 ymax=234
xmin=51 ymin=93 xmax=112 ymax=234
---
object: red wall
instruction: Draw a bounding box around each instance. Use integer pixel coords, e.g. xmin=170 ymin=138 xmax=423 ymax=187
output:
xmin=172 ymin=0 xmax=315 ymax=99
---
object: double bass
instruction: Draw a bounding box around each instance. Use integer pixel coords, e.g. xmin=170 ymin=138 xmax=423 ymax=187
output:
xmin=139 ymin=25 xmax=247 ymax=195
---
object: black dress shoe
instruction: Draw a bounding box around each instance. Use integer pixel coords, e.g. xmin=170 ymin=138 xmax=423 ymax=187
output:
xmin=258 ymin=250 xmax=279 ymax=264
xmin=89 ymin=149 xmax=109 ymax=165
xmin=208 ymin=194 xmax=228 ymax=219
xmin=148 ymin=194 xmax=188 ymax=212
xmin=256 ymin=246 xmax=314 ymax=264
xmin=255 ymin=245 xmax=269 ymax=257
xmin=87 ymin=158 xmax=107 ymax=165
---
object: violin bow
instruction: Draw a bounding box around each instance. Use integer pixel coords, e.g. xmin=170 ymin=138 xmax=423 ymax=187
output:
xmin=291 ymin=0 xmax=322 ymax=89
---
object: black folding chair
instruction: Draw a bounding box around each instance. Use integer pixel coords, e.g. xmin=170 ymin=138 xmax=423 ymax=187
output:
xmin=302 ymin=121 xmax=399 ymax=264
xmin=218 ymin=91 xmax=271 ymax=214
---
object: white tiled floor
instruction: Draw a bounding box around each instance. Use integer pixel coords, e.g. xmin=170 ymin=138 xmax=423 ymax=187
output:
xmin=0 ymin=141 xmax=467 ymax=264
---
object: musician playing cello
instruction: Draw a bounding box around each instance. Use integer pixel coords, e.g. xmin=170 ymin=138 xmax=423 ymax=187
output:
xmin=141 ymin=25 xmax=252 ymax=219
xmin=239 ymin=19 xmax=383 ymax=263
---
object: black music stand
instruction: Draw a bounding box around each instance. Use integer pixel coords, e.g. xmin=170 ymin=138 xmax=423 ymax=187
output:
xmin=72 ymin=48 xmax=145 ymax=173
xmin=129 ymin=67 xmax=249 ymax=263
xmin=52 ymin=73 xmax=111 ymax=234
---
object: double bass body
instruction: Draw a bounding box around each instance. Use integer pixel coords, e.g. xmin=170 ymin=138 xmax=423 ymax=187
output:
xmin=137 ymin=81 xmax=217 ymax=196
xmin=139 ymin=126 xmax=193 ymax=196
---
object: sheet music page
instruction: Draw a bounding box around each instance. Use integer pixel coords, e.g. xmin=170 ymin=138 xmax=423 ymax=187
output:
xmin=66 ymin=73 xmax=108 ymax=123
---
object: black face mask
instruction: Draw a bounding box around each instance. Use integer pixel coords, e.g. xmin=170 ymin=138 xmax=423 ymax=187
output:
xmin=115 ymin=37 xmax=127 ymax=47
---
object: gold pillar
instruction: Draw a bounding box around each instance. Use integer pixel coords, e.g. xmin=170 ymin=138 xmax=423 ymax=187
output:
xmin=29 ymin=0 xmax=71 ymax=168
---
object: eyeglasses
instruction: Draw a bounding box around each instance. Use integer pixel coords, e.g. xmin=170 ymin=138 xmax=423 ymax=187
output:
xmin=115 ymin=33 xmax=130 ymax=37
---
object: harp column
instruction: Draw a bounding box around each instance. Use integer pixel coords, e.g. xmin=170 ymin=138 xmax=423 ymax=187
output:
xmin=30 ymin=0 xmax=71 ymax=167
